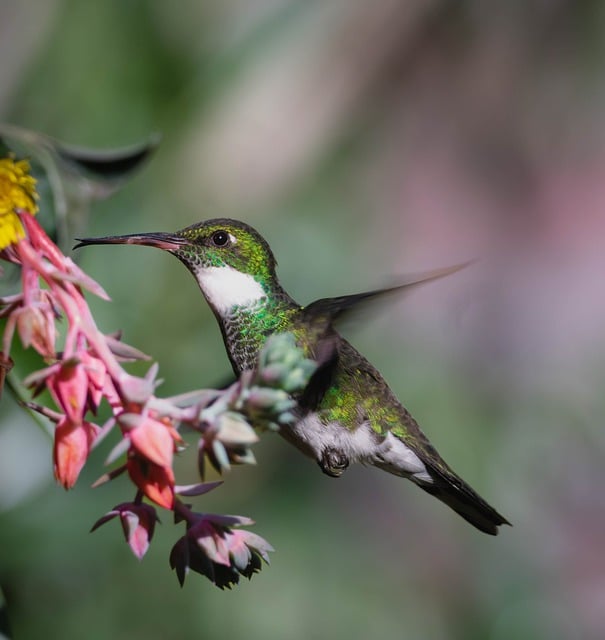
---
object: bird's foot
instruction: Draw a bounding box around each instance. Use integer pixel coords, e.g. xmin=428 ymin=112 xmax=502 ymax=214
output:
xmin=318 ymin=448 xmax=349 ymax=478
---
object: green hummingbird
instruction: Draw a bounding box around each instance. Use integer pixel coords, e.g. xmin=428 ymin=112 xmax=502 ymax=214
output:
xmin=76 ymin=218 xmax=509 ymax=535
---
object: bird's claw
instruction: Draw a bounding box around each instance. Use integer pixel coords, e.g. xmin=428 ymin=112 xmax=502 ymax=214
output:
xmin=318 ymin=448 xmax=349 ymax=477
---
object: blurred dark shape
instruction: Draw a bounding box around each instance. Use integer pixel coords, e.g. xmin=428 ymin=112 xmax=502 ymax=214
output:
xmin=0 ymin=584 xmax=11 ymax=639
xmin=0 ymin=124 xmax=159 ymax=252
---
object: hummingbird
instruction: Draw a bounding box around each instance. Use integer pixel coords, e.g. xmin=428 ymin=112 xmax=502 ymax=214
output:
xmin=76 ymin=218 xmax=509 ymax=535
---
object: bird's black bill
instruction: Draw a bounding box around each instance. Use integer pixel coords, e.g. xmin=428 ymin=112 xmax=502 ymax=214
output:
xmin=73 ymin=232 xmax=188 ymax=252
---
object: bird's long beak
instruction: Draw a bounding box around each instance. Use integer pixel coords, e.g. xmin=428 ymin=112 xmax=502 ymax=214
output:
xmin=74 ymin=231 xmax=187 ymax=252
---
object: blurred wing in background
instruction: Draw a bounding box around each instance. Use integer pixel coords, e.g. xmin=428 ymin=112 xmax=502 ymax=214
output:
xmin=0 ymin=123 xmax=159 ymax=253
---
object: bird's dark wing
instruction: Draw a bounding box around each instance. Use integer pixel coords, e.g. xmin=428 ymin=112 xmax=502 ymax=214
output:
xmin=297 ymin=262 xmax=471 ymax=412
xmin=297 ymin=331 xmax=341 ymax=413
xmin=302 ymin=261 xmax=472 ymax=327
xmin=55 ymin=135 xmax=160 ymax=182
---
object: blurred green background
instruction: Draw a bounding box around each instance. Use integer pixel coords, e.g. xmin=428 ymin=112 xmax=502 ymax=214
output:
xmin=2 ymin=1 xmax=605 ymax=638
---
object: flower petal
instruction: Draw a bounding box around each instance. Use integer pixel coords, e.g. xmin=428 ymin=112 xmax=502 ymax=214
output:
xmin=169 ymin=536 xmax=190 ymax=587
xmin=175 ymin=481 xmax=223 ymax=497
xmin=48 ymin=360 xmax=89 ymax=424
xmin=127 ymin=455 xmax=174 ymax=509
xmin=119 ymin=503 xmax=157 ymax=560
xmin=128 ymin=417 xmax=174 ymax=468
xmin=53 ymin=418 xmax=98 ymax=489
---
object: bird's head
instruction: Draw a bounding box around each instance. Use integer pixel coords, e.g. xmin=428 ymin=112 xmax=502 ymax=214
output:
xmin=76 ymin=218 xmax=279 ymax=316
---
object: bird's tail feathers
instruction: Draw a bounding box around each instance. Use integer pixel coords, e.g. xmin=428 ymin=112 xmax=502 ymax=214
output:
xmin=414 ymin=463 xmax=510 ymax=535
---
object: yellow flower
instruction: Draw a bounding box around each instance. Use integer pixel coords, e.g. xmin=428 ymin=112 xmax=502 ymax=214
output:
xmin=0 ymin=157 xmax=39 ymax=249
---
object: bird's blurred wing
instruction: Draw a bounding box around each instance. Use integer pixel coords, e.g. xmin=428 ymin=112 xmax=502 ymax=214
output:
xmin=302 ymin=261 xmax=472 ymax=327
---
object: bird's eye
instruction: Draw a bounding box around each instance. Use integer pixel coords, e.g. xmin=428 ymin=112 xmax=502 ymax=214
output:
xmin=211 ymin=230 xmax=230 ymax=247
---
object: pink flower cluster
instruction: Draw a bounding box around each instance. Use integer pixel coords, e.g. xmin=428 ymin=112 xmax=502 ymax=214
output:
xmin=170 ymin=508 xmax=273 ymax=590
xmin=1 ymin=210 xmax=271 ymax=587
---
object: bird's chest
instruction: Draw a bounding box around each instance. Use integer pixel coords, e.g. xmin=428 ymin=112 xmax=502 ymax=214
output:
xmin=222 ymin=307 xmax=276 ymax=371
xmin=223 ymin=323 xmax=265 ymax=372
xmin=222 ymin=303 xmax=299 ymax=372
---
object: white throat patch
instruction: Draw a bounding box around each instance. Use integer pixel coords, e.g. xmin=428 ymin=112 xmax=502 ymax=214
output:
xmin=194 ymin=266 xmax=266 ymax=315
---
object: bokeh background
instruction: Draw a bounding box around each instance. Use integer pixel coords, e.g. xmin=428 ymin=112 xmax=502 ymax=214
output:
xmin=2 ymin=1 xmax=605 ymax=638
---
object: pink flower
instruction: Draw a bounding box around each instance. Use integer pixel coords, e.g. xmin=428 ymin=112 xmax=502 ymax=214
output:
xmin=169 ymin=513 xmax=273 ymax=589
xmin=1 ymin=164 xmax=275 ymax=587
xmin=80 ymin=351 xmax=107 ymax=413
xmin=53 ymin=417 xmax=99 ymax=489
xmin=127 ymin=452 xmax=175 ymax=509
xmin=119 ymin=412 xmax=177 ymax=469
xmin=91 ymin=502 xmax=158 ymax=560
xmin=47 ymin=359 xmax=89 ymax=424
xmin=14 ymin=301 xmax=56 ymax=358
